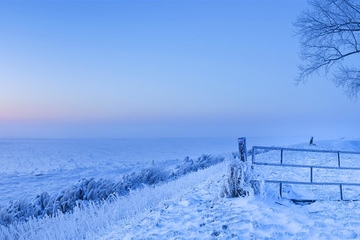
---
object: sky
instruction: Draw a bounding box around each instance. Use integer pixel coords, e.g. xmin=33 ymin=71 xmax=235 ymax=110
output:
xmin=0 ymin=0 xmax=359 ymax=139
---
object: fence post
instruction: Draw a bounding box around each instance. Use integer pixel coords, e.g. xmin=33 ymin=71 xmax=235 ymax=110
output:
xmin=252 ymin=147 xmax=256 ymax=164
xmin=340 ymin=184 xmax=343 ymax=200
xmin=338 ymin=152 xmax=341 ymax=167
xmin=238 ymin=137 xmax=247 ymax=162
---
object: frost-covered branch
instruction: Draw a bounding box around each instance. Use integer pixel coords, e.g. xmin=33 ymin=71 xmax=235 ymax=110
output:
xmin=294 ymin=0 xmax=360 ymax=99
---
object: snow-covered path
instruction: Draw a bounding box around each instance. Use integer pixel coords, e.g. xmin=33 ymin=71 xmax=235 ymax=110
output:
xmin=98 ymin=165 xmax=360 ymax=239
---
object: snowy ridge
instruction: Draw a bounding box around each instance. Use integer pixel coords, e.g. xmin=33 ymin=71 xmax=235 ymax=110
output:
xmin=0 ymin=138 xmax=237 ymax=207
xmin=0 ymin=154 xmax=227 ymax=226
xmin=0 ymin=160 xmax=231 ymax=240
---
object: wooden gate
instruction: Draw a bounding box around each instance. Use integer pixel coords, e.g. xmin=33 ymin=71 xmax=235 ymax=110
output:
xmin=251 ymin=146 xmax=360 ymax=200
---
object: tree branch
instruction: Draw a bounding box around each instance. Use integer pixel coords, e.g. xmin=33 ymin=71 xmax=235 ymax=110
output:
xmin=294 ymin=0 xmax=360 ymax=99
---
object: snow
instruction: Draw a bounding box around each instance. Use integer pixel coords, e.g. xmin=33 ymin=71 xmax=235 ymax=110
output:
xmin=1 ymin=137 xmax=360 ymax=239
xmin=99 ymin=187 xmax=360 ymax=239
xmin=0 ymin=138 xmax=236 ymax=207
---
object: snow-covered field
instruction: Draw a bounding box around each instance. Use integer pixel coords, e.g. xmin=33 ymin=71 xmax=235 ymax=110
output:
xmin=1 ymin=137 xmax=360 ymax=239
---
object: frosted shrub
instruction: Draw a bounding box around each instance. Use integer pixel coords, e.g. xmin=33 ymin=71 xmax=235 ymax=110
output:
xmin=221 ymin=161 xmax=262 ymax=198
xmin=176 ymin=156 xmax=196 ymax=175
xmin=134 ymin=166 xmax=170 ymax=185
xmin=175 ymin=154 xmax=225 ymax=176
xmin=0 ymin=178 xmax=118 ymax=225
xmin=221 ymin=162 xmax=250 ymax=197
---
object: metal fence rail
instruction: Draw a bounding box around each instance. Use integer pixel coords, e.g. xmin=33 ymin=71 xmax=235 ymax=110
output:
xmin=251 ymin=146 xmax=360 ymax=200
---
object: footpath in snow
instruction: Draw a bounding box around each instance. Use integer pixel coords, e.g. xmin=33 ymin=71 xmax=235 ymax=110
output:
xmin=98 ymin=163 xmax=360 ymax=239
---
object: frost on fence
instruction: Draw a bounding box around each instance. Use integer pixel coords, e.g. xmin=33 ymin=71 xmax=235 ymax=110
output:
xmin=251 ymin=146 xmax=360 ymax=200
xmin=0 ymin=154 xmax=226 ymax=226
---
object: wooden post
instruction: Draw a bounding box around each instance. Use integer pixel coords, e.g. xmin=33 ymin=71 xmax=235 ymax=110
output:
xmin=238 ymin=137 xmax=247 ymax=162
xmin=340 ymin=184 xmax=343 ymax=200
xmin=309 ymin=137 xmax=314 ymax=146
xmin=252 ymin=147 xmax=256 ymax=164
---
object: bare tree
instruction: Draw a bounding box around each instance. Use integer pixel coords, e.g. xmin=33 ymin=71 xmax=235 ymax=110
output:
xmin=294 ymin=0 xmax=360 ymax=99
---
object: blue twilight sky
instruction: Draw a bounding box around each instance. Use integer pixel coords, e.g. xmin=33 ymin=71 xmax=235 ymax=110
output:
xmin=0 ymin=0 xmax=359 ymax=139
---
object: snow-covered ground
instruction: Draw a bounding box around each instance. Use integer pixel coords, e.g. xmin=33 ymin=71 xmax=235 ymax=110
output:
xmin=0 ymin=138 xmax=237 ymax=207
xmin=1 ymin=137 xmax=360 ymax=239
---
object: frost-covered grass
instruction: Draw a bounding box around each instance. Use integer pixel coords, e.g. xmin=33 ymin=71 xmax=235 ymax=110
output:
xmin=0 ymin=154 xmax=226 ymax=226
xmin=0 ymin=138 xmax=238 ymax=208
xmin=0 ymin=160 xmax=232 ymax=240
